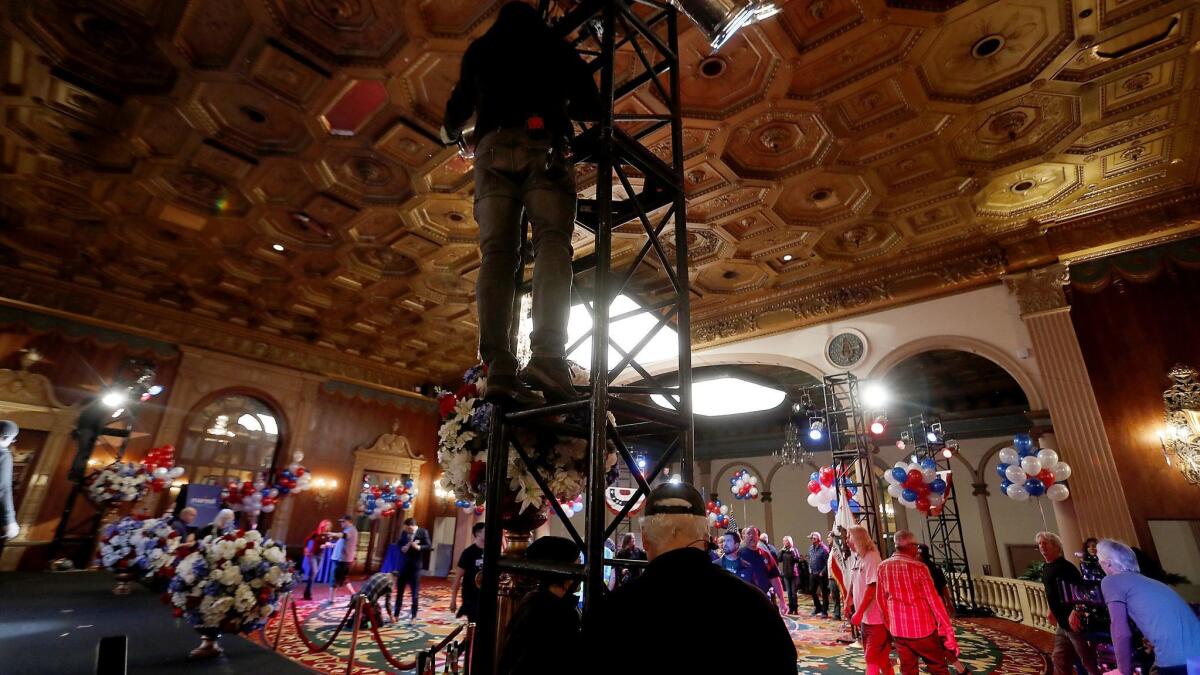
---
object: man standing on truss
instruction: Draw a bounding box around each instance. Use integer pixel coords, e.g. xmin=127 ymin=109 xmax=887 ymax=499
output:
xmin=442 ymin=1 xmax=602 ymax=407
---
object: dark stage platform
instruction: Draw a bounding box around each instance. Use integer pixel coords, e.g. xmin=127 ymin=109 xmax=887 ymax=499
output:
xmin=0 ymin=571 xmax=310 ymax=674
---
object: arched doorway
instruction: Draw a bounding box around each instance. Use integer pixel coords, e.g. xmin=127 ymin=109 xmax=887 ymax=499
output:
xmin=176 ymin=391 xmax=286 ymax=486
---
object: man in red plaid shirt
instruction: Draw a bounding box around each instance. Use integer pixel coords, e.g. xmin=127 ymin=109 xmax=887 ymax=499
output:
xmin=876 ymin=530 xmax=959 ymax=675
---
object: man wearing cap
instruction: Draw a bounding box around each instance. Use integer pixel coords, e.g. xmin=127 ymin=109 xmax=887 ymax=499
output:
xmin=588 ymin=482 xmax=797 ymax=672
xmin=499 ymin=535 xmax=582 ymax=675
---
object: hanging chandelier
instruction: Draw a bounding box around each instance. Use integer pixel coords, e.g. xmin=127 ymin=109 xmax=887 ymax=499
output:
xmin=1160 ymin=364 xmax=1200 ymax=485
xmin=776 ymin=401 xmax=813 ymax=465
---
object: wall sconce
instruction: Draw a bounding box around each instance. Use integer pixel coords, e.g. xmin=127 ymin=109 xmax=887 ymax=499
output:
xmin=1160 ymin=364 xmax=1200 ymax=486
xmin=433 ymin=479 xmax=454 ymax=501
xmin=311 ymin=477 xmax=338 ymax=510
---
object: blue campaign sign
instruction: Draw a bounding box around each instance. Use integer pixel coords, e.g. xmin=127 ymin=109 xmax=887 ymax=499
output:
xmin=181 ymin=483 xmax=223 ymax=526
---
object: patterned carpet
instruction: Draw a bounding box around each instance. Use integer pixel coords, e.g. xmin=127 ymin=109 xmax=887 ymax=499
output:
xmin=255 ymin=578 xmax=1048 ymax=674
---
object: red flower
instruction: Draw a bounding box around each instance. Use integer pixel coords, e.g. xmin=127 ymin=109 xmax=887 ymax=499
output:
xmin=455 ymin=383 xmax=478 ymax=400
xmin=438 ymin=393 xmax=457 ymax=417
xmin=172 ymin=607 xmax=183 ymax=618
xmin=469 ymin=461 xmax=486 ymax=488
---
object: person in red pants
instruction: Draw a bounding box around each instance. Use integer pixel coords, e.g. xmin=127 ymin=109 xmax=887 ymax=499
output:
xmin=876 ymin=530 xmax=959 ymax=675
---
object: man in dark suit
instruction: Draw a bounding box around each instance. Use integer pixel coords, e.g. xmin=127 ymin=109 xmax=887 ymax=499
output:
xmin=394 ymin=517 xmax=432 ymax=622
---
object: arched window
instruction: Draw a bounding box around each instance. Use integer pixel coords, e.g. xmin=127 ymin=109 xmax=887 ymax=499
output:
xmin=177 ymin=393 xmax=283 ymax=486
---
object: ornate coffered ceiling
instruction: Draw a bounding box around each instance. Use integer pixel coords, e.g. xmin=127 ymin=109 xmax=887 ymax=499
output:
xmin=2 ymin=0 xmax=1200 ymax=389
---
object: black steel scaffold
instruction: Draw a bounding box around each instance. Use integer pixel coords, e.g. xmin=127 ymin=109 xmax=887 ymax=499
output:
xmin=471 ymin=2 xmax=696 ymax=673
xmin=907 ymin=416 xmax=978 ymax=612
xmin=816 ymin=373 xmax=885 ymax=552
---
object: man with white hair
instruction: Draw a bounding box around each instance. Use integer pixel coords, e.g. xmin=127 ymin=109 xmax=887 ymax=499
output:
xmin=588 ymin=482 xmax=796 ymax=672
xmin=1036 ymin=531 xmax=1100 ymax=675
xmin=1096 ymin=539 xmax=1200 ymax=675
xmin=877 ymin=530 xmax=958 ymax=675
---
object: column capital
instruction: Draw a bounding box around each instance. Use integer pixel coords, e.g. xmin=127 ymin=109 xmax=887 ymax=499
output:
xmin=1004 ymin=263 xmax=1070 ymax=316
xmin=761 ymin=491 xmax=773 ymax=503
xmin=971 ymin=482 xmax=991 ymax=497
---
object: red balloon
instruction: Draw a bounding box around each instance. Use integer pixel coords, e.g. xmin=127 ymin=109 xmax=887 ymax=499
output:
xmin=929 ymin=504 xmax=943 ymax=517
xmin=295 ymin=467 xmax=306 ymax=477
xmin=819 ymin=466 xmax=835 ymax=487
xmin=1037 ymin=469 xmax=1055 ymax=487
xmin=808 ymin=479 xmax=821 ymax=494
xmin=916 ymin=497 xmax=931 ymax=512
xmin=242 ymin=482 xmax=255 ymax=496
xmin=706 ymin=501 xmax=715 ymax=511
xmin=906 ymin=469 xmax=923 ymax=487
xmin=372 ymin=487 xmax=382 ymax=498
xmin=916 ymin=484 xmax=931 ymax=498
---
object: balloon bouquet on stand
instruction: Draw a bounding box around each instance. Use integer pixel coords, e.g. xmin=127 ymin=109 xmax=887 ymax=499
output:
xmin=705 ymin=498 xmax=733 ymax=530
xmin=807 ymin=465 xmax=864 ymax=515
xmin=357 ymin=479 xmax=416 ymax=520
xmin=221 ymin=451 xmax=313 ymax=528
xmin=996 ymin=432 xmax=1071 ymax=526
xmin=142 ymin=445 xmax=186 ymax=493
xmin=883 ymin=458 xmax=950 ymax=517
xmin=728 ymin=468 xmax=760 ymax=523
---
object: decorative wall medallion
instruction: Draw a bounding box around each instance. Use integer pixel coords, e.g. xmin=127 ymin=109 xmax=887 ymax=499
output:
xmin=825 ymin=329 xmax=868 ymax=369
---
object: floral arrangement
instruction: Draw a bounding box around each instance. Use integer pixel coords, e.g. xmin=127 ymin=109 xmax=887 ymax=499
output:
xmin=437 ymin=363 xmax=618 ymax=515
xmin=86 ymin=461 xmax=153 ymax=506
xmin=167 ymin=530 xmax=295 ymax=633
xmin=97 ymin=516 xmax=181 ymax=580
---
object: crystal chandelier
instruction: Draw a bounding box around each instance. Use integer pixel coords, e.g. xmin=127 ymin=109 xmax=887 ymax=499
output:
xmin=1160 ymin=364 xmax=1200 ymax=485
xmin=776 ymin=401 xmax=812 ymax=465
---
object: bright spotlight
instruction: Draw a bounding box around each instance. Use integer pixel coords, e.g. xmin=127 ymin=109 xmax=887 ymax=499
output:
xmin=808 ymin=418 xmax=824 ymax=441
xmin=101 ymin=390 xmax=127 ymax=408
xmin=869 ymin=415 xmax=887 ymax=436
xmin=926 ymin=431 xmax=939 ymax=443
xmin=110 ymin=408 xmax=125 ymax=419
xmin=941 ymin=447 xmax=953 ymax=459
xmin=862 ymin=384 xmax=888 ymax=408
xmin=147 ymin=385 xmax=164 ymax=396
xmin=669 ymin=474 xmax=682 ymax=484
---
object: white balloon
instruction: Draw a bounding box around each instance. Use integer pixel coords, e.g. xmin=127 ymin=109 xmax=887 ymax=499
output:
xmin=807 ymin=493 xmax=821 ymax=507
xmin=908 ymin=463 xmax=921 ymax=474
xmin=899 ymin=495 xmax=915 ymax=507
xmin=884 ymin=470 xmax=898 ymax=485
xmin=152 ymin=467 xmax=169 ymax=479
xmin=817 ymin=502 xmax=832 ymax=514
xmin=1046 ymin=484 xmax=1070 ymax=502
xmin=748 ymin=475 xmax=759 ymax=486
xmin=719 ymin=505 xmax=729 ymax=515
xmin=254 ymin=479 xmax=266 ymax=490
xmin=1036 ymin=449 xmax=1059 ymax=468
xmin=730 ymin=485 xmax=739 ymax=495
xmin=928 ymin=493 xmax=945 ymax=507
xmin=895 ymin=461 xmax=907 ymax=469
xmin=921 ymin=468 xmax=937 ymax=484
xmin=1005 ymin=464 xmax=1027 ymax=484
xmin=1053 ymin=462 xmax=1072 ymax=481
xmin=262 ymin=504 xmax=275 ymax=513
xmin=708 ymin=512 xmax=718 ymax=521
xmin=749 ymin=486 xmax=759 ymax=497
xmin=1007 ymin=485 xmax=1030 ymax=501
xmin=887 ymin=484 xmax=904 ymax=499
xmin=735 ymin=480 xmax=745 ymax=490
xmin=169 ymin=467 xmax=185 ymax=478
xmin=1019 ymin=457 xmax=1042 ymax=476
xmin=998 ymin=447 xmax=1019 ymax=465
xmin=293 ymin=451 xmax=305 ymax=462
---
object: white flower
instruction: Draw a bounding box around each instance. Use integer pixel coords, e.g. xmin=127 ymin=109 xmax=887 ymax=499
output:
xmin=216 ymin=564 xmax=243 ymax=586
xmin=264 ymin=566 xmax=283 ymax=586
xmin=233 ymin=585 xmax=257 ymax=613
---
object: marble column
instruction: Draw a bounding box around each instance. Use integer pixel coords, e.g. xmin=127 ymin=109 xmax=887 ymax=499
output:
xmin=1038 ymin=432 xmax=1084 ymax=558
xmin=1005 ymin=265 xmax=1138 ymax=544
xmin=972 ymin=481 xmax=1004 ymax=576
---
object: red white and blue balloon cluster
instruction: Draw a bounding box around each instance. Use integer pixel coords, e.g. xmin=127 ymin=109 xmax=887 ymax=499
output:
xmin=221 ymin=453 xmax=311 ymax=518
xmin=884 ymin=458 xmax=949 ymax=516
xmin=705 ymin=498 xmax=732 ymax=529
xmin=997 ymin=433 xmax=1071 ymax=502
xmin=558 ymin=494 xmax=585 ymax=517
xmin=358 ymin=479 xmax=416 ymax=519
xmin=728 ymin=468 xmax=760 ymax=500
xmin=806 ymin=465 xmax=861 ymax=514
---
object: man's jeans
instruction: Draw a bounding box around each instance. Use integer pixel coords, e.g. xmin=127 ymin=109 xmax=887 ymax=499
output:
xmin=1051 ymin=627 xmax=1101 ymax=675
xmin=810 ymin=573 xmax=829 ymax=614
xmin=473 ymin=128 xmax=577 ymax=375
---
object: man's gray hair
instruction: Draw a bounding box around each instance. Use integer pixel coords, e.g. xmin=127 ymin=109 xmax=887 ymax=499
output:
xmin=893 ymin=529 xmax=916 ymax=546
xmin=1035 ymin=531 xmax=1063 ymax=551
xmin=639 ymin=513 xmax=707 ymax=549
xmin=1096 ymin=539 xmax=1140 ymax=574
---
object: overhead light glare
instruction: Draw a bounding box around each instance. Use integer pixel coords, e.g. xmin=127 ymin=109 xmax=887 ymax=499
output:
xmin=272 ymin=243 xmax=285 ymax=252
xmin=862 ymin=384 xmax=888 ymax=408
xmin=101 ymin=390 xmax=127 ymax=408
xmin=651 ymin=376 xmax=784 ymax=416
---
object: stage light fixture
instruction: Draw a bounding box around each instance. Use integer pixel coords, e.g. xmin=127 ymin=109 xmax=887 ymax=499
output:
xmin=926 ymin=421 xmax=944 ymax=444
xmin=869 ymin=415 xmax=887 ymax=436
xmin=808 ymin=418 xmax=824 ymax=441
xmin=942 ymin=447 xmax=953 ymax=459
xmin=272 ymin=243 xmax=285 ymax=252
xmin=669 ymin=473 xmax=682 ymax=484
xmin=669 ymin=0 xmax=782 ymax=50
xmin=862 ymin=383 xmax=888 ymax=408
xmin=147 ymin=385 xmax=164 ymax=396
xmin=100 ymin=390 xmax=127 ymax=408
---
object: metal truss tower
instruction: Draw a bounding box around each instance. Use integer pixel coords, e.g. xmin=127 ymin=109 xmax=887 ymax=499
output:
xmin=471 ymin=2 xmax=695 ymax=672
xmin=908 ymin=416 xmax=978 ymax=611
xmin=818 ymin=373 xmax=885 ymax=552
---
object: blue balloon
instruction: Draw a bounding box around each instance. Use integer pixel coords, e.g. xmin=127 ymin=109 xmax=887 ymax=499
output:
xmin=730 ymin=477 xmax=737 ymax=485
xmin=901 ymin=488 xmax=917 ymax=502
xmin=1014 ymin=433 xmax=1033 ymax=453
xmin=1000 ymin=479 xmax=1012 ymax=494
xmin=810 ymin=472 xmax=819 ymax=481
xmin=572 ymin=502 xmax=583 ymax=513
xmin=1024 ymin=477 xmax=1045 ymax=497
xmin=929 ymin=478 xmax=946 ymax=494
xmin=920 ymin=458 xmax=937 ymax=471
xmin=830 ymin=499 xmax=838 ymax=512
xmin=279 ymin=486 xmax=290 ymax=495
xmin=404 ymin=479 xmax=414 ymax=489
xmin=996 ymin=463 xmax=1010 ymax=479
xmin=891 ymin=467 xmax=908 ymax=483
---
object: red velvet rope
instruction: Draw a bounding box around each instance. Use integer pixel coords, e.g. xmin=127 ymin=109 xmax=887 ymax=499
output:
xmin=287 ymin=599 xmax=357 ymax=653
xmin=363 ymin=604 xmax=419 ymax=670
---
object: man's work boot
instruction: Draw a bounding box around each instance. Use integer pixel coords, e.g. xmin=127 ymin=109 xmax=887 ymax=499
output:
xmin=485 ymin=372 xmax=545 ymax=408
xmin=520 ymin=357 xmax=579 ymax=402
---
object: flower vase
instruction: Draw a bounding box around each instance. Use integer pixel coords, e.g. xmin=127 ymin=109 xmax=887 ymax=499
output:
xmin=190 ymin=628 xmax=224 ymax=659
xmin=111 ymin=570 xmax=136 ymax=595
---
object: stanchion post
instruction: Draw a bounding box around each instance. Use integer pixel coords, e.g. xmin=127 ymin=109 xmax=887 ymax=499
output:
xmin=345 ymin=594 xmax=364 ymax=675
xmin=273 ymin=591 xmax=291 ymax=651
xmin=462 ymin=623 xmax=474 ymax=675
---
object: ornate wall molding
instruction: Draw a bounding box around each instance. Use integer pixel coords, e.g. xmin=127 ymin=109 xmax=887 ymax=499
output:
xmin=0 ymin=270 xmax=426 ymax=391
xmin=344 ymin=423 xmax=427 ymax=516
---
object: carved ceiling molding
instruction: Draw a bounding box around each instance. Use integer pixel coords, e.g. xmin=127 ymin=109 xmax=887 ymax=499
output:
xmin=0 ymin=269 xmax=428 ymax=392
